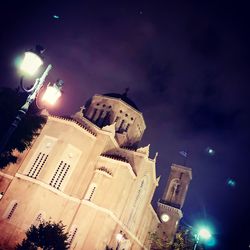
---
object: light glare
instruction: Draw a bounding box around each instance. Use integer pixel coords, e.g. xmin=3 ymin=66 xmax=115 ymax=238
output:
xmin=199 ymin=228 xmax=211 ymax=240
xmin=20 ymin=52 xmax=43 ymax=76
xmin=116 ymin=233 xmax=123 ymax=242
xmin=42 ymin=85 xmax=62 ymax=105
xmin=161 ymin=213 xmax=170 ymax=222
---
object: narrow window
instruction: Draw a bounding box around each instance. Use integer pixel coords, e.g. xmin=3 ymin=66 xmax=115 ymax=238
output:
xmin=91 ymin=108 xmax=97 ymax=121
xmin=180 ymin=173 xmax=183 ymax=179
xmin=96 ymin=110 xmax=104 ymax=126
xmin=102 ymin=111 xmax=110 ymax=126
xmin=27 ymin=152 xmax=49 ymax=178
xmin=49 ymin=161 xmax=70 ymax=190
xmin=3 ymin=201 xmax=18 ymax=220
xmin=84 ymin=183 xmax=97 ymax=201
xmin=89 ymin=187 xmax=96 ymax=201
xmin=118 ymin=120 xmax=125 ymax=132
xmin=125 ymin=124 xmax=130 ymax=132
xmin=68 ymin=225 xmax=78 ymax=245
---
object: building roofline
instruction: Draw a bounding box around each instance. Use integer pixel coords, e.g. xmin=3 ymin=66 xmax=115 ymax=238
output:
xmin=94 ymin=94 xmax=146 ymax=128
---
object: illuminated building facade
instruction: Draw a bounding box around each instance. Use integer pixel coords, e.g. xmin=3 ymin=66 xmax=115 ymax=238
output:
xmin=0 ymin=92 xmax=191 ymax=249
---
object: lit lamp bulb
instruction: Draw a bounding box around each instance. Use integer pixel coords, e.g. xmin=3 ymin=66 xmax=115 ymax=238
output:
xmin=116 ymin=232 xmax=123 ymax=242
xmin=20 ymin=51 xmax=43 ymax=76
xmin=198 ymin=228 xmax=211 ymax=240
xmin=42 ymin=80 xmax=63 ymax=105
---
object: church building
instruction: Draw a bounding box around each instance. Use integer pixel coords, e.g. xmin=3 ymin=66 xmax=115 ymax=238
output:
xmin=0 ymin=92 xmax=191 ymax=249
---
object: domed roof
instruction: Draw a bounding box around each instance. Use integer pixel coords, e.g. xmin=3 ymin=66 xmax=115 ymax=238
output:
xmin=103 ymin=91 xmax=139 ymax=110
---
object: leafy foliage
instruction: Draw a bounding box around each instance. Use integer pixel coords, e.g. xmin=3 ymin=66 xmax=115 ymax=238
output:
xmin=16 ymin=221 xmax=70 ymax=250
xmin=148 ymin=227 xmax=204 ymax=250
xmin=0 ymin=87 xmax=47 ymax=168
xmin=148 ymin=231 xmax=171 ymax=250
xmin=172 ymin=229 xmax=200 ymax=250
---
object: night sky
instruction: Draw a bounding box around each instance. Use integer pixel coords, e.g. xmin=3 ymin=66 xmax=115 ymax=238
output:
xmin=1 ymin=1 xmax=250 ymax=249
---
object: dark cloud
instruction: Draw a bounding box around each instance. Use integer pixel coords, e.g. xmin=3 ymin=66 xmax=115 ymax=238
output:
xmin=188 ymin=102 xmax=240 ymax=132
xmin=191 ymin=27 xmax=222 ymax=59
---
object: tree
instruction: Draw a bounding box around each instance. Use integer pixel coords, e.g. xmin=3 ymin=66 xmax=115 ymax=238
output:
xmin=16 ymin=221 xmax=70 ymax=250
xmin=148 ymin=231 xmax=171 ymax=250
xmin=148 ymin=227 xmax=204 ymax=250
xmin=172 ymin=229 xmax=197 ymax=250
xmin=0 ymin=87 xmax=47 ymax=168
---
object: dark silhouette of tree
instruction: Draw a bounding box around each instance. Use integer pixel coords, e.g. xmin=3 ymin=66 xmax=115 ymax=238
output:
xmin=16 ymin=221 xmax=70 ymax=250
xmin=0 ymin=87 xmax=47 ymax=168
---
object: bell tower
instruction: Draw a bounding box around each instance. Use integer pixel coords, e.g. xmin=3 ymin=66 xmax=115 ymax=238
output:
xmin=157 ymin=164 xmax=192 ymax=242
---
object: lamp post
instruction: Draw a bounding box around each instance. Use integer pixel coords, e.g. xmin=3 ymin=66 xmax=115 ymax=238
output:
xmin=116 ymin=231 xmax=124 ymax=250
xmin=0 ymin=46 xmax=63 ymax=154
xmin=193 ymin=227 xmax=212 ymax=250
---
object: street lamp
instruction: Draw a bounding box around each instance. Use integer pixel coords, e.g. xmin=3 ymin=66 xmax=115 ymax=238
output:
xmin=20 ymin=51 xmax=43 ymax=76
xmin=0 ymin=46 xmax=63 ymax=154
xmin=193 ymin=227 xmax=212 ymax=250
xmin=116 ymin=231 xmax=124 ymax=250
xmin=42 ymin=80 xmax=63 ymax=105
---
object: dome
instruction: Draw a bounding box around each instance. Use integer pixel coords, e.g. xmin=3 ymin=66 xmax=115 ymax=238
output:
xmin=103 ymin=92 xmax=139 ymax=111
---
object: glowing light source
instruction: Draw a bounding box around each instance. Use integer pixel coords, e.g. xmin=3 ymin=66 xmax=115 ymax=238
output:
xmin=227 ymin=178 xmax=236 ymax=187
xmin=161 ymin=213 xmax=170 ymax=222
xmin=116 ymin=232 xmax=123 ymax=242
xmin=53 ymin=15 xmax=60 ymax=19
xmin=42 ymin=84 xmax=62 ymax=105
xmin=20 ymin=52 xmax=43 ymax=76
xmin=206 ymin=147 xmax=215 ymax=156
xmin=198 ymin=228 xmax=212 ymax=240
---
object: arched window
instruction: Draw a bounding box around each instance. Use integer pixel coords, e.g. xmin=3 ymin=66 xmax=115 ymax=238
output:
xmin=102 ymin=111 xmax=111 ymax=127
xmin=84 ymin=183 xmax=97 ymax=201
xmin=166 ymin=178 xmax=181 ymax=203
xmin=24 ymin=136 xmax=57 ymax=178
xmin=96 ymin=110 xmax=105 ymax=127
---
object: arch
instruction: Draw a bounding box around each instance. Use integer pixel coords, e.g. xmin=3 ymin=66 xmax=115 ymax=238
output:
xmin=24 ymin=136 xmax=57 ymax=178
xmin=166 ymin=178 xmax=181 ymax=203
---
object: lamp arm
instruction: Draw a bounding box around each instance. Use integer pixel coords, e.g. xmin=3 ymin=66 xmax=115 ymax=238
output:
xmin=24 ymin=64 xmax=51 ymax=104
xmin=20 ymin=76 xmax=36 ymax=93
xmin=20 ymin=64 xmax=52 ymax=94
xmin=193 ymin=234 xmax=200 ymax=250
xmin=0 ymin=64 xmax=52 ymax=154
